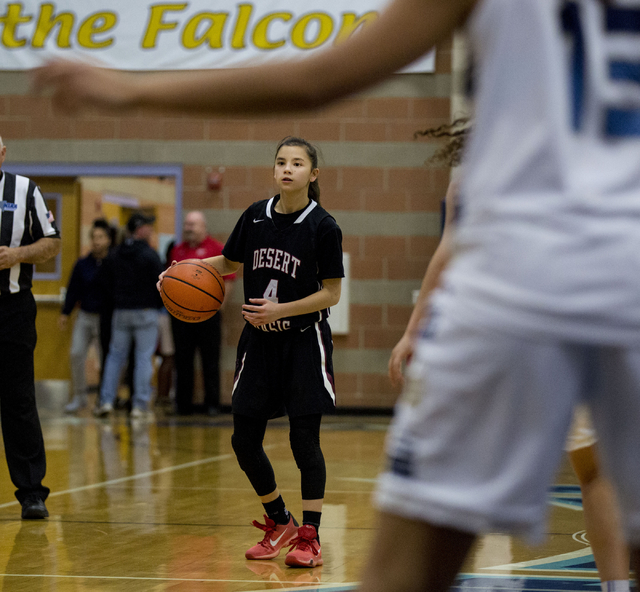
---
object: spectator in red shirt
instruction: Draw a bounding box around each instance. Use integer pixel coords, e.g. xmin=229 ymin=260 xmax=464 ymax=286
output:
xmin=168 ymin=211 xmax=235 ymax=415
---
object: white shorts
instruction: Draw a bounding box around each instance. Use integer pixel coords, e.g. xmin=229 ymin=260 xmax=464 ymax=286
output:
xmin=375 ymin=310 xmax=640 ymax=545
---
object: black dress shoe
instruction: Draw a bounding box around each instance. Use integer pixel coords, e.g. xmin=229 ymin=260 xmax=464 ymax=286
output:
xmin=21 ymin=495 xmax=49 ymax=519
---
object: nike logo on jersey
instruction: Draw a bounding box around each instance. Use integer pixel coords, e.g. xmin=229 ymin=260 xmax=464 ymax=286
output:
xmin=253 ymin=218 xmax=264 ymax=223
xmin=270 ymin=531 xmax=286 ymax=546
xmin=301 ymin=326 xmax=311 ymax=332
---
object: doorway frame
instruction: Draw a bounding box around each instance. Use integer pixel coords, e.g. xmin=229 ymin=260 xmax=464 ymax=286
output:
xmin=4 ymin=162 xmax=183 ymax=242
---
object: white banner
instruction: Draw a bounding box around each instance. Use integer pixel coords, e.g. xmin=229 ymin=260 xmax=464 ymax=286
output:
xmin=0 ymin=1 xmax=435 ymax=72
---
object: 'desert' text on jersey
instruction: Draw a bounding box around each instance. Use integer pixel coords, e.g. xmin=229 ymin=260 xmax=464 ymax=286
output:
xmin=252 ymin=247 xmax=301 ymax=278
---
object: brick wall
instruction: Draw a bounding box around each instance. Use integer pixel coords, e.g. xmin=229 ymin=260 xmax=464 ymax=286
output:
xmin=0 ymin=36 xmax=453 ymax=409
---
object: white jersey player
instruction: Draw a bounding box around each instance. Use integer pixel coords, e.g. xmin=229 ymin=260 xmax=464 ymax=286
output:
xmin=377 ymin=3 xmax=640 ymax=590
xmin=445 ymin=0 xmax=640 ymax=343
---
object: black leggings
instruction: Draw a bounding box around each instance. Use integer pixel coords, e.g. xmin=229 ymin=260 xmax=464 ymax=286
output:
xmin=232 ymin=413 xmax=326 ymax=500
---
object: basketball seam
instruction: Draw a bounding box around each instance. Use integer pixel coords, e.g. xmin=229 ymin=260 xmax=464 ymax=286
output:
xmin=162 ymin=289 xmax=220 ymax=313
xmin=163 ymin=276 xmax=223 ymax=306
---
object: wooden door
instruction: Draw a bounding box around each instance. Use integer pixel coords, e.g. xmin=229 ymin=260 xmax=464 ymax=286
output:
xmin=31 ymin=177 xmax=81 ymax=381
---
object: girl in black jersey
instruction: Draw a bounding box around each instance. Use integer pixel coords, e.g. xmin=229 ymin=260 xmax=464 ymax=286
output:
xmin=184 ymin=137 xmax=342 ymax=567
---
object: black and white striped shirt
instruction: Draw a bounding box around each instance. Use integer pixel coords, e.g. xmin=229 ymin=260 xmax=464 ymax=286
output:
xmin=0 ymin=171 xmax=60 ymax=294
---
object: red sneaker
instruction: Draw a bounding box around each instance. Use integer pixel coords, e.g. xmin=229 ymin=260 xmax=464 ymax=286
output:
xmin=245 ymin=514 xmax=299 ymax=560
xmin=284 ymin=525 xmax=323 ymax=567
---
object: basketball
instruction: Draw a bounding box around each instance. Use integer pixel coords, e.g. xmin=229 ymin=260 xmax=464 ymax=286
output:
xmin=161 ymin=259 xmax=225 ymax=323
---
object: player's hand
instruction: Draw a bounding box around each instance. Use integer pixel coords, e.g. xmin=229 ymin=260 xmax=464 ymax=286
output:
xmin=32 ymin=58 xmax=136 ymax=115
xmin=58 ymin=314 xmax=69 ymax=331
xmin=242 ymin=298 xmax=279 ymax=327
xmin=157 ymin=261 xmax=177 ymax=292
xmin=388 ymin=333 xmax=415 ymax=387
xmin=0 ymin=246 xmax=19 ymax=270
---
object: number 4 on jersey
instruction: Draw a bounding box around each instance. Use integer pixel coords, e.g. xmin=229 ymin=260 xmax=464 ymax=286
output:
xmin=263 ymin=279 xmax=279 ymax=303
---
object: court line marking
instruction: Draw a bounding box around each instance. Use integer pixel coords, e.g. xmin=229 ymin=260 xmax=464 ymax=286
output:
xmin=481 ymin=547 xmax=595 ymax=571
xmin=0 ymin=451 xmax=237 ymax=509
xmin=549 ymin=501 xmax=584 ymax=511
xmin=573 ymin=530 xmax=590 ymax=546
xmin=0 ymin=573 xmax=358 ymax=590
xmin=0 ymin=573 xmax=356 ymax=587
xmin=37 ymin=486 xmax=375 ymax=495
xmin=0 ymin=571 xmax=601 ymax=589
xmin=460 ymin=573 xmax=600 ymax=581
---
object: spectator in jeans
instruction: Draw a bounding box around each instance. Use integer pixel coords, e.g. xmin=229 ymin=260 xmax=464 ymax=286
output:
xmin=59 ymin=219 xmax=114 ymax=413
xmin=94 ymin=212 xmax=163 ymax=419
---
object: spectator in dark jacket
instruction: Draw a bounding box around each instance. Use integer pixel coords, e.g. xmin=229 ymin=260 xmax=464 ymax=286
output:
xmin=59 ymin=219 xmax=114 ymax=413
xmin=94 ymin=212 xmax=163 ymax=419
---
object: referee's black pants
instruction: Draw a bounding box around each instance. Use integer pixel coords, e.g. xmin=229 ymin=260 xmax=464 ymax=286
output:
xmin=171 ymin=313 xmax=221 ymax=414
xmin=0 ymin=291 xmax=49 ymax=503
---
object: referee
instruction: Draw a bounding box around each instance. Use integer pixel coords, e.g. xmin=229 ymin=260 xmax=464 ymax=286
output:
xmin=0 ymin=135 xmax=61 ymax=519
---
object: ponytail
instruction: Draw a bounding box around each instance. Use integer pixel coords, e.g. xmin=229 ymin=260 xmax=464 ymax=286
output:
xmin=308 ymin=179 xmax=320 ymax=204
xmin=275 ymin=136 xmax=321 ymax=205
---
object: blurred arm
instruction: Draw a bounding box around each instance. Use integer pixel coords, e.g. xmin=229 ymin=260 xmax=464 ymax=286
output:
xmin=388 ymin=181 xmax=458 ymax=385
xmin=34 ymin=0 xmax=476 ymax=116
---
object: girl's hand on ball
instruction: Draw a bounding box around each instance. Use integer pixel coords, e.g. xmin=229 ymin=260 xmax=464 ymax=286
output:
xmin=157 ymin=260 xmax=177 ymax=292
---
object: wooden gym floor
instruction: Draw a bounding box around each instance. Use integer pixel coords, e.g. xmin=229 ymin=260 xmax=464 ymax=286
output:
xmin=0 ymin=407 xmax=621 ymax=591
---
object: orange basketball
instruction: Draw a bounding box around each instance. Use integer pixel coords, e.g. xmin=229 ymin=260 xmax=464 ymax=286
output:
xmin=161 ymin=259 xmax=225 ymax=323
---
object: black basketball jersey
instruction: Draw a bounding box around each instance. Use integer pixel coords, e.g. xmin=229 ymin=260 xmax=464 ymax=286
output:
xmin=223 ymin=196 xmax=344 ymax=332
